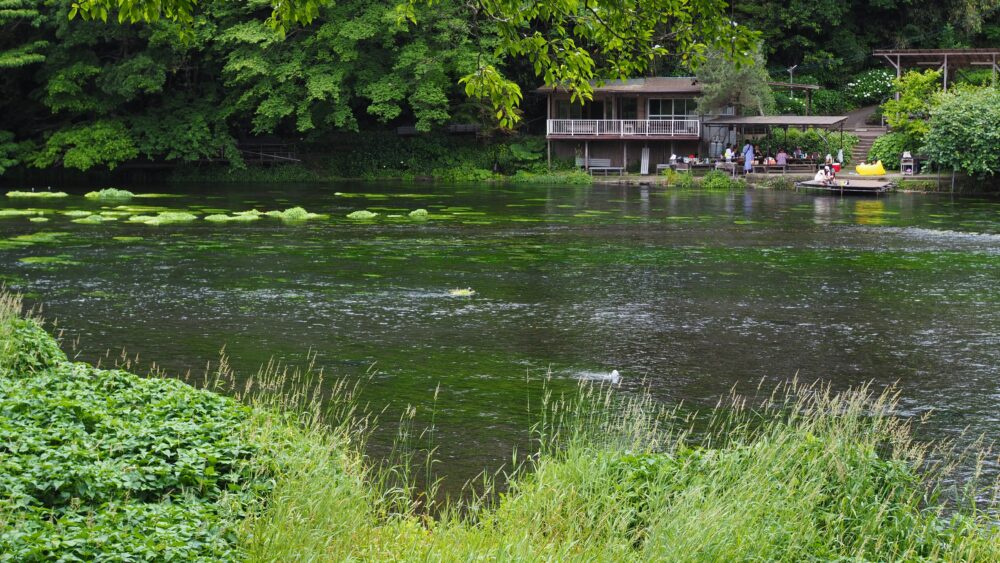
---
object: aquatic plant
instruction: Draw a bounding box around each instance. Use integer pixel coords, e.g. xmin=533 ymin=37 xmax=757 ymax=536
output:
xmin=28 ymin=217 xmax=49 ymax=223
xmin=72 ymin=214 xmax=117 ymax=224
xmin=60 ymin=210 xmax=93 ymax=218
xmin=204 ymin=210 xmax=264 ymax=223
xmin=18 ymin=255 xmax=79 ymax=266
xmin=448 ymin=288 xmax=476 ymax=297
xmin=6 ymin=190 xmax=68 ymax=199
xmin=409 ymin=208 xmax=429 ymax=218
xmin=128 ymin=212 xmax=198 ymax=225
xmin=84 ymin=188 xmax=135 ymax=200
xmin=346 ymin=210 xmax=378 ymax=220
xmin=265 ymin=207 xmax=323 ymax=222
xmin=112 ymin=236 xmax=143 ymax=242
xmin=0 ymin=209 xmax=43 ymax=218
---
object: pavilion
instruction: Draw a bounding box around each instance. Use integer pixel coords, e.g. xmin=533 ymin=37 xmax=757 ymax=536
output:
xmin=874 ymin=48 xmax=1000 ymax=91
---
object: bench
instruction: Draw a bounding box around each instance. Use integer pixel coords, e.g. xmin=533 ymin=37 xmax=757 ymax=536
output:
xmin=577 ymin=157 xmax=624 ymax=176
xmin=752 ymin=164 xmax=787 ymax=175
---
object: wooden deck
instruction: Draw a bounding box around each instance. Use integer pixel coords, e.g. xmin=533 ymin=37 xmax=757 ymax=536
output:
xmin=795 ymin=179 xmax=894 ymax=194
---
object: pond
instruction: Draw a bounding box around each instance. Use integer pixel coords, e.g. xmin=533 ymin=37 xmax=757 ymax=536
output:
xmin=2 ymin=183 xmax=999 ymax=490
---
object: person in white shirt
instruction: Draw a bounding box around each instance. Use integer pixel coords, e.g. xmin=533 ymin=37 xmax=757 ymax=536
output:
xmin=724 ymin=145 xmax=734 ymax=162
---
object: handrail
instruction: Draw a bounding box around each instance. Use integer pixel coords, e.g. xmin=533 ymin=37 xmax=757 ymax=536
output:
xmin=546 ymin=119 xmax=700 ymax=137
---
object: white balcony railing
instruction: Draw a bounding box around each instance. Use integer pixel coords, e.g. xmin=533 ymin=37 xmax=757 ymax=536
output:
xmin=546 ymin=119 xmax=700 ymax=138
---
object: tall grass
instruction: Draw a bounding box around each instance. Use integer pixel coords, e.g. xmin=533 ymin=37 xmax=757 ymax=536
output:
xmin=233 ymin=368 xmax=1000 ymax=560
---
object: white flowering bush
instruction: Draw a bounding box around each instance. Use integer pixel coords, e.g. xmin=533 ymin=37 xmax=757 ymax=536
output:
xmin=846 ymin=69 xmax=895 ymax=105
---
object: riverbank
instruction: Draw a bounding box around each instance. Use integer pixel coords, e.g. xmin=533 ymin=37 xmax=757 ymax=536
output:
xmin=2 ymin=290 xmax=999 ymax=559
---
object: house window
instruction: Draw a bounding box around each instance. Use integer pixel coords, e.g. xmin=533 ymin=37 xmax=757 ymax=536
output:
xmin=555 ymin=100 xmax=583 ymax=119
xmin=619 ymin=97 xmax=638 ymax=119
xmin=647 ymin=98 xmax=698 ymax=120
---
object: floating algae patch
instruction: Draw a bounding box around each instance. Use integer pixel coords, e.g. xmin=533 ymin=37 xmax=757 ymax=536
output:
xmin=128 ymin=212 xmax=198 ymax=225
xmin=264 ymin=207 xmax=323 ymax=222
xmin=9 ymin=231 xmax=71 ymax=245
xmin=347 ymin=210 xmax=378 ymax=220
xmin=60 ymin=210 xmax=94 ymax=218
xmin=0 ymin=209 xmax=43 ymax=219
xmin=28 ymin=217 xmax=49 ymax=223
xmin=72 ymin=214 xmax=117 ymax=225
xmin=114 ymin=205 xmax=171 ymax=213
xmin=409 ymin=209 xmax=429 ymax=219
xmin=133 ymin=193 xmax=183 ymax=199
xmin=112 ymin=236 xmax=143 ymax=242
xmin=19 ymin=255 xmax=79 ymax=266
xmin=448 ymin=288 xmax=476 ymax=297
xmin=6 ymin=190 xmax=68 ymax=199
xmin=84 ymin=188 xmax=135 ymax=201
xmin=204 ymin=211 xmax=262 ymax=223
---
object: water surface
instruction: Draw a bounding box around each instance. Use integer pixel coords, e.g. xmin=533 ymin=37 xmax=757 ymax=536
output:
xmin=2 ymin=183 xmax=998 ymax=488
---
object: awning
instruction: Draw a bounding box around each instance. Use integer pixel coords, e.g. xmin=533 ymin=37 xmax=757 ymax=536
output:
xmin=704 ymin=115 xmax=847 ymax=128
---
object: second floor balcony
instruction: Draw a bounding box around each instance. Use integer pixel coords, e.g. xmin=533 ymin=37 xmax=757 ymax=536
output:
xmin=546 ymin=118 xmax=700 ymax=140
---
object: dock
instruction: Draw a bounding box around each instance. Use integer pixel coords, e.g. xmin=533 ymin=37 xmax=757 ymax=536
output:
xmin=795 ymin=179 xmax=894 ymax=194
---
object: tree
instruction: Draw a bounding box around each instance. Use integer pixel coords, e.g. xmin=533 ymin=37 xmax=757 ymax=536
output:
xmin=881 ymin=69 xmax=941 ymax=145
xmin=695 ymin=44 xmax=774 ymax=116
xmin=923 ymin=86 xmax=1000 ymax=176
xmin=70 ymin=0 xmax=760 ymax=128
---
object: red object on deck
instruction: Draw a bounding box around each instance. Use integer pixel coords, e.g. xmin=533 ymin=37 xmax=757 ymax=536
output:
xmin=832 ymin=163 xmax=841 ymax=172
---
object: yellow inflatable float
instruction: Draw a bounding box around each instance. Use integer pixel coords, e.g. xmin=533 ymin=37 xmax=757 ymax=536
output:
xmin=855 ymin=160 xmax=886 ymax=176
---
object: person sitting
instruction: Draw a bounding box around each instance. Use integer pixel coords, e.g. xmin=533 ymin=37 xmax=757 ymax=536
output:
xmin=767 ymin=155 xmax=777 ymax=166
xmin=825 ymin=153 xmax=834 ymax=165
xmin=814 ymin=167 xmax=832 ymax=186
xmin=776 ymin=148 xmax=788 ymax=166
xmin=724 ymin=144 xmax=734 ymax=162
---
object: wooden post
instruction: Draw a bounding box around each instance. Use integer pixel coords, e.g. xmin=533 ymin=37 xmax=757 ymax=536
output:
xmin=547 ymin=140 xmax=551 ymax=170
xmin=943 ymin=54 xmax=949 ymax=91
xmin=584 ymin=141 xmax=589 ymax=170
xmin=623 ymin=142 xmax=627 ymax=172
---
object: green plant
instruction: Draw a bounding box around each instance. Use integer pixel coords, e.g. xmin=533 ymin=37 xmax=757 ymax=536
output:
xmin=867 ymin=132 xmax=913 ymax=170
xmin=84 ymin=188 xmax=135 ymax=200
xmin=701 ymin=170 xmax=738 ymax=190
xmin=845 ymin=69 xmax=895 ymax=105
xmin=264 ymin=207 xmax=323 ymax=222
xmin=6 ymin=190 xmax=68 ymax=198
xmin=127 ymin=212 xmax=198 ymax=225
xmin=882 ymin=70 xmax=942 ymax=146
xmin=673 ymin=172 xmax=695 ymax=189
xmin=347 ymin=210 xmax=378 ymax=220
xmin=923 ymin=87 xmax=1000 ymax=176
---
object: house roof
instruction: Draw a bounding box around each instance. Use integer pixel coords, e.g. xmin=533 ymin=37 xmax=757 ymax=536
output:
xmin=705 ymin=115 xmax=848 ymax=128
xmin=536 ymin=77 xmax=702 ymax=95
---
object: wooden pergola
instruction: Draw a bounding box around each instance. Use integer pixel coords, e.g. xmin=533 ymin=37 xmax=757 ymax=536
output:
xmin=767 ymin=82 xmax=821 ymax=115
xmin=874 ymin=48 xmax=1000 ymax=91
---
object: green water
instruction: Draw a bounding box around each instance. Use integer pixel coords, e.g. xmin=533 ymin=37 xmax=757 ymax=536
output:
xmin=2 ymin=183 xmax=999 ymax=488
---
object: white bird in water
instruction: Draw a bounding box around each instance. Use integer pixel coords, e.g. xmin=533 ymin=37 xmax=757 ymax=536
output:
xmin=609 ymin=370 xmax=621 ymax=384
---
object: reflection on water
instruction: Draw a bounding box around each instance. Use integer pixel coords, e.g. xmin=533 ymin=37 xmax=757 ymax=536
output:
xmin=1 ymin=183 xmax=999 ymax=489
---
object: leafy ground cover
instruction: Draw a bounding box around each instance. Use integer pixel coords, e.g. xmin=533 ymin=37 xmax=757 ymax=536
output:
xmin=1 ymin=289 xmax=999 ymax=560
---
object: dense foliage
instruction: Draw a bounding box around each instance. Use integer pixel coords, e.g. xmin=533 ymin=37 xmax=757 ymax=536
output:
xmin=0 ymin=295 xmax=269 ymax=560
xmin=923 ymin=87 xmax=1000 ymax=176
xmin=1 ymin=1 xmax=998 ymax=177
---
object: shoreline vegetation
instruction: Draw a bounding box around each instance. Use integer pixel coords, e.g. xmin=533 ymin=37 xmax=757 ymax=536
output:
xmin=2 ymin=289 xmax=1000 ymax=560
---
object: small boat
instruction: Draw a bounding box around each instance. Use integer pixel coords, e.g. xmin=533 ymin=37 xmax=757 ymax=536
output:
xmin=795 ymin=179 xmax=894 ymax=194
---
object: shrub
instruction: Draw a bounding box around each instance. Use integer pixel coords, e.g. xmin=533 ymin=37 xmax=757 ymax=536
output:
xmin=845 ymin=69 xmax=895 ymax=105
xmin=701 ymin=170 xmax=738 ymax=190
xmin=811 ymin=89 xmax=852 ymax=114
xmin=867 ymin=132 xmax=913 ymax=170
xmin=923 ymin=87 xmax=1000 ymax=176
xmin=673 ymin=172 xmax=695 ymax=189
